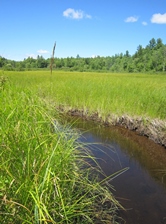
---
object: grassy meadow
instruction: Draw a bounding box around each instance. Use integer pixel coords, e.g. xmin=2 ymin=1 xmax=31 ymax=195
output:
xmin=0 ymin=71 xmax=123 ymax=223
xmin=3 ymin=70 xmax=166 ymax=119
xmin=1 ymin=70 xmax=166 ymax=223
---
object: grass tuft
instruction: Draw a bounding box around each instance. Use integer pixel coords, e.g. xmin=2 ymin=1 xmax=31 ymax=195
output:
xmin=0 ymin=75 xmax=121 ymax=223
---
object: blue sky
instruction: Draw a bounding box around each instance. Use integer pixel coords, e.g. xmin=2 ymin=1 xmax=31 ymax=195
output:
xmin=1 ymin=0 xmax=166 ymax=61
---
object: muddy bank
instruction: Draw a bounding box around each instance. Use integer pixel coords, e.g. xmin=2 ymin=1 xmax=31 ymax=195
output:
xmin=57 ymin=105 xmax=166 ymax=148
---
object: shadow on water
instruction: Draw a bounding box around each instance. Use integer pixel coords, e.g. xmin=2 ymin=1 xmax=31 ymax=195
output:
xmin=62 ymin=115 xmax=166 ymax=224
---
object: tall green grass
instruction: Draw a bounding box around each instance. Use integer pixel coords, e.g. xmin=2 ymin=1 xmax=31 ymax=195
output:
xmin=4 ymin=71 xmax=166 ymax=120
xmin=0 ymin=74 xmax=121 ymax=223
xmin=1 ymin=70 xmax=166 ymax=222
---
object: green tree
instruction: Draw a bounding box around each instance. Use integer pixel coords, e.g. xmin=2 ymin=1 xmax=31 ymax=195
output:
xmin=161 ymin=45 xmax=166 ymax=71
xmin=0 ymin=56 xmax=7 ymax=68
xmin=156 ymin=38 xmax=163 ymax=49
xmin=36 ymin=55 xmax=48 ymax=68
xmin=148 ymin=38 xmax=156 ymax=50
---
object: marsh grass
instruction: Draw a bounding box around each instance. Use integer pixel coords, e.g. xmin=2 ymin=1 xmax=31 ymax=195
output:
xmin=0 ymin=76 xmax=121 ymax=223
xmin=1 ymin=70 xmax=166 ymax=223
xmin=5 ymin=71 xmax=166 ymax=119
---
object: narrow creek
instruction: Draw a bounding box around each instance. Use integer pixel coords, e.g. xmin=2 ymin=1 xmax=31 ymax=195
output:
xmin=62 ymin=115 xmax=166 ymax=224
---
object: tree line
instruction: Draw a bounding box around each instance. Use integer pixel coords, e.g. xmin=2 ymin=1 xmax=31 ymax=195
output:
xmin=1 ymin=38 xmax=166 ymax=73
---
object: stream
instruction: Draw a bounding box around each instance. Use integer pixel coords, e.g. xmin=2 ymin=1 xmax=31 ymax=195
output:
xmin=62 ymin=116 xmax=166 ymax=224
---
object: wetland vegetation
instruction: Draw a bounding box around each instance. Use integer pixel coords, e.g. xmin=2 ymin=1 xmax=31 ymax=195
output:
xmin=1 ymin=39 xmax=166 ymax=223
xmin=1 ymin=73 xmax=123 ymax=223
xmin=2 ymin=70 xmax=166 ymax=146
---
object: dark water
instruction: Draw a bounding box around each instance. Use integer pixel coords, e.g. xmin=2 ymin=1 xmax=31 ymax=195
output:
xmin=63 ymin=116 xmax=166 ymax=224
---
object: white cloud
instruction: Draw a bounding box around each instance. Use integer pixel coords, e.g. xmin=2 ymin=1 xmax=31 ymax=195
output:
xmin=125 ymin=16 xmax=138 ymax=23
xmin=37 ymin=49 xmax=49 ymax=54
xmin=151 ymin=13 xmax=166 ymax=24
xmin=63 ymin=8 xmax=91 ymax=19
xmin=142 ymin=21 xmax=148 ymax=26
xmin=85 ymin=14 xmax=92 ymax=19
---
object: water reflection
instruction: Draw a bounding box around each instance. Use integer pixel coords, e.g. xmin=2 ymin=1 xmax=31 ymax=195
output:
xmin=63 ymin=116 xmax=166 ymax=224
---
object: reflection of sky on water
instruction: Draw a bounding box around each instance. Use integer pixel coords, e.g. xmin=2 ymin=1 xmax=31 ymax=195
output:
xmin=69 ymin=118 xmax=166 ymax=224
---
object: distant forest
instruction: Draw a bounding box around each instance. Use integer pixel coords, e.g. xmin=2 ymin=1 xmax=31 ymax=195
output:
xmin=1 ymin=38 xmax=166 ymax=73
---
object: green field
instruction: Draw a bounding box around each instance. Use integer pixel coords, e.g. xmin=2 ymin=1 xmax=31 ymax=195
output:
xmin=3 ymin=71 xmax=166 ymax=119
xmin=1 ymin=70 xmax=166 ymax=223
xmin=1 ymin=71 xmax=124 ymax=224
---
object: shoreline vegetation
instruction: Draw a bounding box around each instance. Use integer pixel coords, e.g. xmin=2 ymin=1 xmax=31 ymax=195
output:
xmin=58 ymin=107 xmax=166 ymax=148
xmin=0 ymin=74 xmax=123 ymax=223
xmin=1 ymin=70 xmax=166 ymax=223
xmin=3 ymin=70 xmax=165 ymax=147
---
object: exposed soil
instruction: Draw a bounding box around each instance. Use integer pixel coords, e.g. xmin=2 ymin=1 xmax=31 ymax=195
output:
xmin=57 ymin=105 xmax=166 ymax=148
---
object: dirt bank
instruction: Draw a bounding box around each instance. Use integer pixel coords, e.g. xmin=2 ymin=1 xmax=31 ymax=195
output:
xmin=57 ymin=105 xmax=166 ymax=148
